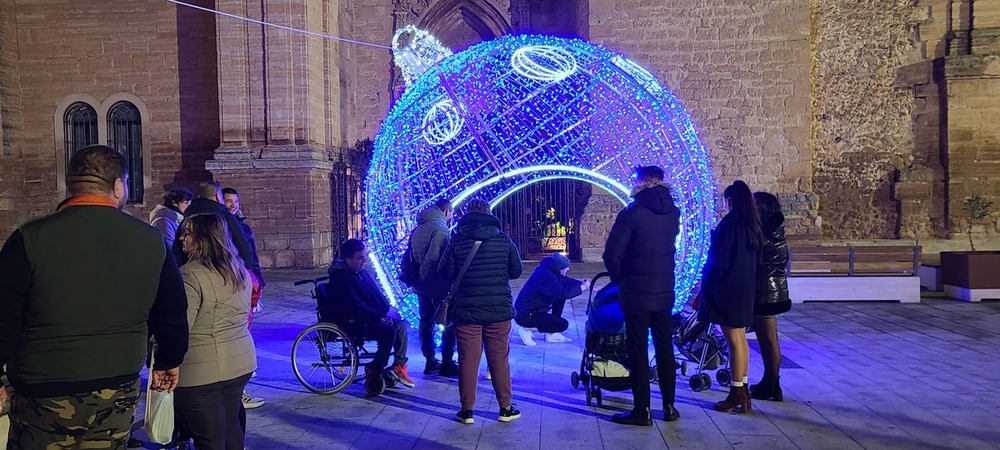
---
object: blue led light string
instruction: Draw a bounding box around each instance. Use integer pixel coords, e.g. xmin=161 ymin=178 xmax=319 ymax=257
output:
xmin=366 ymin=34 xmax=718 ymax=326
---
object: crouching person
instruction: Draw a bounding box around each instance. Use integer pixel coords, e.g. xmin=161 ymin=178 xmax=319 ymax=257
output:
xmin=327 ymin=239 xmax=415 ymax=394
xmin=513 ymin=252 xmax=589 ymax=345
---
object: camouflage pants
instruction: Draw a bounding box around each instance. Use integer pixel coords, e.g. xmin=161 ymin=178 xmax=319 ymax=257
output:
xmin=7 ymin=378 xmax=140 ymax=450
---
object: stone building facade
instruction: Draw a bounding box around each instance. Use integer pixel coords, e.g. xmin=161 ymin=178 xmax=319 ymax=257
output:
xmin=0 ymin=0 xmax=997 ymax=267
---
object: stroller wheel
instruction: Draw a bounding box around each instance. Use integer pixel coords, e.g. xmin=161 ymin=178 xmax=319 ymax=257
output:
xmin=689 ymin=375 xmax=704 ymax=391
xmin=594 ymin=388 xmax=603 ymax=407
xmin=648 ymin=365 xmax=658 ymax=383
xmin=581 ymin=372 xmax=591 ymax=387
xmin=586 ymin=388 xmax=593 ymax=406
xmin=680 ymin=361 xmax=689 ymax=377
xmin=571 ymin=371 xmax=580 ymax=390
xmin=716 ymin=369 xmax=732 ymax=387
xmin=700 ymin=373 xmax=713 ymax=390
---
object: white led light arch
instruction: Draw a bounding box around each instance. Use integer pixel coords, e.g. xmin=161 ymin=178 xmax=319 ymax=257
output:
xmin=366 ymin=33 xmax=718 ymax=325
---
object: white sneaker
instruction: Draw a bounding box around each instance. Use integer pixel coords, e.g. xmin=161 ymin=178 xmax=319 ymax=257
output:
xmin=545 ymin=333 xmax=572 ymax=343
xmin=486 ymin=370 xmax=492 ymax=380
xmin=242 ymin=390 xmax=265 ymax=409
xmin=515 ymin=324 xmax=537 ymax=346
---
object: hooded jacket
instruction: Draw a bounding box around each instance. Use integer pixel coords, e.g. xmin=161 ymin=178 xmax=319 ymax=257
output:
xmin=236 ymin=216 xmax=266 ymax=287
xmin=149 ymin=204 xmax=183 ymax=247
xmin=755 ymin=211 xmax=791 ymax=316
xmin=324 ymin=260 xmax=390 ymax=326
xmin=602 ymin=183 xmax=680 ymax=312
xmin=408 ymin=206 xmax=451 ymax=296
xmin=438 ymin=212 xmax=523 ymax=325
xmin=514 ymin=254 xmax=582 ymax=316
xmin=171 ymin=197 xmax=252 ymax=271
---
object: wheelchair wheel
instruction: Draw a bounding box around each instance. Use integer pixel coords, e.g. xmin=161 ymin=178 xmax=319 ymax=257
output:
xmin=292 ymin=322 xmax=358 ymax=395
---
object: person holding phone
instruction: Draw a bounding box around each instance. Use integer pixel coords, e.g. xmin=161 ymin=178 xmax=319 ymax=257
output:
xmin=514 ymin=252 xmax=589 ymax=345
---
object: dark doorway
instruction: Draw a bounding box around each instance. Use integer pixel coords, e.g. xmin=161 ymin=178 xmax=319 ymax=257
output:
xmin=492 ymin=179 xmax=590 ymax=261
xmin=331 ymin=140 xmax=372 ymax=252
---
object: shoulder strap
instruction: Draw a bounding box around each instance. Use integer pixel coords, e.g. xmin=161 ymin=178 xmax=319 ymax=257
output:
xmin=449 ymin=240 xmax=483 ymax=294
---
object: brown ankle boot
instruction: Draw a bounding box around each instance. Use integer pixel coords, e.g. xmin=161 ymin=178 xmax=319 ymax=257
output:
xmin=713 ymin=385 xmax=751 ymax=413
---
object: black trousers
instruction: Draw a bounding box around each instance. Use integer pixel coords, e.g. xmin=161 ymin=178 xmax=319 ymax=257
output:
xmin=366 ymin=318 xmax=409 ymax=369
xmin=417 ymin=293 xmax=456 ymax=362
xmin=624 ymin=309 xmax=676 ymax=408
xmin=173 ymin=372 xmax=252 ymax=450
xmin=515 ymin=298 xmax=569 ymax=333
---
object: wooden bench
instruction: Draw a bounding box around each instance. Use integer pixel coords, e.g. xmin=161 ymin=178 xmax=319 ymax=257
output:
xmin=787 ymin=245 xmax=921 ymax=303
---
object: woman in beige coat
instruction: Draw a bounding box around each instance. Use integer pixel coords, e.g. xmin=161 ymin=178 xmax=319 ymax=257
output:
xmin=175 ymin=213 xmax=257 ymax=450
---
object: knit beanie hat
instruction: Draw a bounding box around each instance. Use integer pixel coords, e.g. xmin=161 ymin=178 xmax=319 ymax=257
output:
xmin=550 ymin=252 xmax=570 ymax=271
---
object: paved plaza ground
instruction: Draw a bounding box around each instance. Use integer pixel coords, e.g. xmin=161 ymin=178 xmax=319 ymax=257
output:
xmin=137 ymin=263 xmax=1000 ymax=449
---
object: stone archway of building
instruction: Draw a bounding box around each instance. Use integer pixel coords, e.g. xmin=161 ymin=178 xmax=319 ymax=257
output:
xmin=417 ymin=0 xmax=511 ymax=46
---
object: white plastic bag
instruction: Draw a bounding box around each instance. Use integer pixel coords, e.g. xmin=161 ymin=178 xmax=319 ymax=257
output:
xmin=144 ymin=348 xmax=175 ymax=444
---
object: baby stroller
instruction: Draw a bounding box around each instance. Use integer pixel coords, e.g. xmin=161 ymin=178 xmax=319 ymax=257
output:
xmin=672 ymin=293 xmax=731 ymax=392
xmin=569 ymin=272 xmax=638 ymax=407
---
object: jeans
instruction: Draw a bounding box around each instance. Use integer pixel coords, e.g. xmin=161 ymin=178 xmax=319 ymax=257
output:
xmin=515 ymin=298 xmax=569 ymax=333
xmin=418 ymin=293 xmax=456 ymax=362
xmin=366 ymin=318 xmax=409 ymax=369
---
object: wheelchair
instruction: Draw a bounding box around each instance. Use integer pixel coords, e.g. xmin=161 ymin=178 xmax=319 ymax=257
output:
xmin=291 ymin=276 xmax=385 ymax=396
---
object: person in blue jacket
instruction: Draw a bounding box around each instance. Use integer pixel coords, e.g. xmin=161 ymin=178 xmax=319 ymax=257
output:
xmin=514 ymin=252 xmax=589 ymax=345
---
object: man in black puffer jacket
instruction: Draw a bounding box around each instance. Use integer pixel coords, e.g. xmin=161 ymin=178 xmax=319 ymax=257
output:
xmin=603 ymin=165 xmax=681 ymax=426
xmin=171 ymin=181 xmax=252 ymax=269
xmin=438 ymin=199 xmax=523 ymax=425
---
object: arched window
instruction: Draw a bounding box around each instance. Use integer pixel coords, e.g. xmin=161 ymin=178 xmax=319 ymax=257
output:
xmin=63 ymin=102 xmax=98 ymax=171
xmin=107 ymin=102 xmax=143 ymax=203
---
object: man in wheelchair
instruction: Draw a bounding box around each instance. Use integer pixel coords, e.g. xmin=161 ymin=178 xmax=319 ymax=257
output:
xmin=325 ymin=239 xmax=416 ymax=393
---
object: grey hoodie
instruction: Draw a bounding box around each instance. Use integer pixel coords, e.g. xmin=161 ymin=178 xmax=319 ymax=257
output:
xmin=149 ymin=204 xmax=183 ymax=247
xmin=408 ymin=206 xmax=452 ymax=296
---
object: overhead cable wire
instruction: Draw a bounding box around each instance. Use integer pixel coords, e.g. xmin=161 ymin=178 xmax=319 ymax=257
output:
xmin=165 ymin=0 xmax=391 ymax=50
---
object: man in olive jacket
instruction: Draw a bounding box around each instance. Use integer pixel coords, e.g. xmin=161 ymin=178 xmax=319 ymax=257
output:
xmin=0 ymin=145 xmax=189 ymax=448
xmin=408 ymin=200 xmax=458 ymax=375
xmin=603 ymin=165 xmax=681 ymax=426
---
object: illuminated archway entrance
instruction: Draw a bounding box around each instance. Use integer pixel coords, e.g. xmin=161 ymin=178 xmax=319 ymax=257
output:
xmin=365 ymin=33 xmax=718 ymax=324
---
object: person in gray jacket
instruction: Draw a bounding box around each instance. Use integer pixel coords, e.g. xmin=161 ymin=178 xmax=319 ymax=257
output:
xmin=148 ymin=188 xmax=192 ymax=247
xmin=175 ymin=213 xmax=257 ymax=450
xmin=408 ymin=199 xmax=457 ymax=375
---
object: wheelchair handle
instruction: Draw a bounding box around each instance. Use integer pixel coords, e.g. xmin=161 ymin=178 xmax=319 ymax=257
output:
xmin=293 ymin=275 xmax=329 ymax=286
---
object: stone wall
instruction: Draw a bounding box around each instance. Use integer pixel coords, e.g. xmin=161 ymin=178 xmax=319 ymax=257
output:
xmin=0 ymin=0 xmax=23 ymax=235
xmin=810 ymin=0 xmax=925 ymax=239
xmin=588 ymin=0 xmax=816 ymax=229
xmin=0 ymin=0 xmax=218 ymax=236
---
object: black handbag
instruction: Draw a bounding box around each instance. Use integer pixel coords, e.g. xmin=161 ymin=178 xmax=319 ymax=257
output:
xmin=433 ymin=240 xmax=482 ymax=327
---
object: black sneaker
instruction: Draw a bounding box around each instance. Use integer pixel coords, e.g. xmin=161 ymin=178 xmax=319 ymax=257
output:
xmin=455 ymin=409 xmax=475 ymax=424
xmin=126 ymin=437 xmax=143 ymax=448
xmin=498 ymin=404 xmax=521 ymax=422
xmin=424 ymin=359 xmax=441 ymax=375
xmin=439 ymin=360 xmax=459 ymax=377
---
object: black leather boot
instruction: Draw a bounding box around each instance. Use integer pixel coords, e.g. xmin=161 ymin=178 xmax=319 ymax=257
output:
xmin=714 ymin=385 xmax=751 ymax=413
xmin=750 ymin=376 xmax=783 ymax=401
xmin=612 ymin=407 xmax=653 ymax=426
xmin=663 ymin=404 xmax=680 ymax=422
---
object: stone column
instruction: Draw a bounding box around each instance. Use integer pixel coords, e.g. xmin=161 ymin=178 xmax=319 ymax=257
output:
xmin=209 ymin=0 xmax=343 ymax=268
xmin=578 ymin=190 xmax=624 ymax=263
xmin=941 ymin=0 xmax=1000 ymax=236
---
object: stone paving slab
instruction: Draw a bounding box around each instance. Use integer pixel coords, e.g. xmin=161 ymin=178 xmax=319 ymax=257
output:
xmin=132 ymin=263 xmax=1000 ymax=449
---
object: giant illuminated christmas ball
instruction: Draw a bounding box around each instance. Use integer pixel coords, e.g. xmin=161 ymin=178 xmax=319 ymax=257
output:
xmin=365 ymin=29 xmax=718 ymax=325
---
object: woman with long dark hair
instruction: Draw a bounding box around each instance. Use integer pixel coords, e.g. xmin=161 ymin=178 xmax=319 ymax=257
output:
xmin=699 ymin=180 xmax=762 ymax=413
xmin=750 ymin=192 xmax=791 ymax=401
xmin=174 ymin=214 xmax=256 ymax=450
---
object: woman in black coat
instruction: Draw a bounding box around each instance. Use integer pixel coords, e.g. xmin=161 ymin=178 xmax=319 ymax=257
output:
xmin=699 ymin=180 xmax=762 ymax=414
xmin=750 ymin=192 xmax=791 ymax=401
